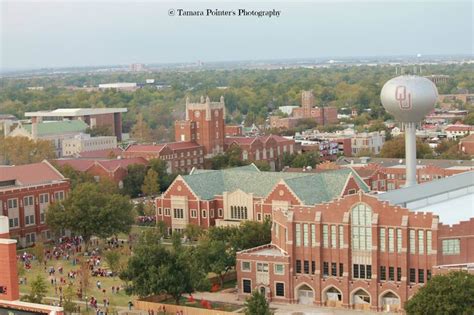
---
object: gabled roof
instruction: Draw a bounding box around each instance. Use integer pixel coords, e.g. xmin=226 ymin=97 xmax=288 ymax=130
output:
xmin=180 ymin=164 xmax=369 ymax=204
xmin=22 ymin=120 xmax=88 ymax=136
xmin=125 ymin=142 xmax=201 ymax=153
xmin=0 ymin=160 xmax=65 ymax=187
xmin=53 ymin=158 xmax=147 ymax=173
xmin=78 ymin=148 xmax=124 ymax=158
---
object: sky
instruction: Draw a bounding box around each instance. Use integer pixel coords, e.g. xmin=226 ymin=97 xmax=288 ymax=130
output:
xmin=0 ymin=0 xmax=472 ymax=70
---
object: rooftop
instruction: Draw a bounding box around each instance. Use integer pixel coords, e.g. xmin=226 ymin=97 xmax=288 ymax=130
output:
xmin=25 ymin=108 xmax=127 ymax=117
xmin=336 ymin=157 xmax=474 ymax=169
xmin=0 ymin=161 xmax=65 ymax=188
xmin=53 ymin=157 xmax=147 ymax=173
xmin=22 ymin=120 xmax=88 ymax=136
xmin=378 ymin=171 xmax=474 ymax=225
xmin=181 ymin=164 xmax=369 ymax=205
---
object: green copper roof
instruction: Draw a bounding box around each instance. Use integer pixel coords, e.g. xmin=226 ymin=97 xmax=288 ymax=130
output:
xmin=23 ymin=120 xmax=88 ymax=136
xmin=182 ymin=165 xmax=369 ymax=204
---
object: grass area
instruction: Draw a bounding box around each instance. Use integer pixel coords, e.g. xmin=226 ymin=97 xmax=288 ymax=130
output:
xmin=19 ymin=249 xmax=136 ymax=309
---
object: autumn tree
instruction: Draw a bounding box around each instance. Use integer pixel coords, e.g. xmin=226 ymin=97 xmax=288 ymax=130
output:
xmin=0 ymin=136 xmax=55 ymax=165
xmin=130 ymin=113 xmax=153 ymax=142
xmin=141 ymin=168 xmax=160 ymax=197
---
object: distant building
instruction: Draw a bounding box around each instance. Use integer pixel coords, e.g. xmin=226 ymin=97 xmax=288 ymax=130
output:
xmin=7 ymin=120 xmax=88 ymax=157
xmin=224 ymin=125 xmax=243 ymax=137
xmin=459 ymin=134 xmax=474 ymax=156
xmin=62 ymin=133 xmax=117 ymax=157
xmin=98 ymin=83 xmax=138 ymax=91
xmin=124 ymin=142 xmax=205 ymax=174
xmin=271 ymin=91 xmax=338 ymax=129
xmin=0 ymin=161 xmax=70 ymax=246
xmin=425 ymin=74 xmax=450 ymax=85
xmin=129 ymin=63 xmax=146 ymax=72
xmin=54 ymin=157 xmax=147 ymax=188
xmin=351 ymin=131 xmax=386 ymax=156
xmin=444 ymin=123 xmax=474 ymax=140
xmin=25 ymin=107 xmax=127 ymax=141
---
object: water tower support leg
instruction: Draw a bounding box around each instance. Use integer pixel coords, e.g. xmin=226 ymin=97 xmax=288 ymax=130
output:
xmin=405 ymin=123 xmax=417 ymax=187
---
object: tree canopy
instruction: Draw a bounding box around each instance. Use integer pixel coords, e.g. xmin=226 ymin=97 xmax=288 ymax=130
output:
xmin=0 ymin=136 xmax=55 ymax=165
xmin=405 ymin=271 xmax=474 ymax=315
xmin=244 ymin=291 xmax=272 ymax=315
xmin=46 ymin=182 xmax=134 ymax=246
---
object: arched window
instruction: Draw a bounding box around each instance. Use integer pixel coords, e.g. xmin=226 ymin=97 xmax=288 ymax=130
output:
xmin=351 ymin=203 xmax=372 ymax=251
xmin=244 ymin=207 xmax=248 ymax=219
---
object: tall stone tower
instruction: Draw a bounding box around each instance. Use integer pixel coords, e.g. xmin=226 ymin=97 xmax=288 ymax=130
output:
xmin=0 ymin=216 xmax=20 ymax=301
xmin=175 ymin=96 xmax=225 ymax=158
xmin=301 ymin=90 xmax=315 ymax=117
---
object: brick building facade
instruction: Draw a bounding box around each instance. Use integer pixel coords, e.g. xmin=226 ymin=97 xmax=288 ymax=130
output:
xmin=236 ymin=189 xmax=473 ymax=312
xmin=0 ymin=161 xmax=70 ymax=247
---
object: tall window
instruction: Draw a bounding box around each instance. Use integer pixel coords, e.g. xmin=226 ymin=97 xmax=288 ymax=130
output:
xmin=388 ymin=228 xmax=395 ymax=253
xmin=339 ymin=225 xmax=344 ymax=248
xmin=230 ymin=206 xmax=248 ymax=220
xmin=418 ymin=230 xmax=424 ymax=254
xmin=303 ymin=224 xmax=309 ymax=247
xmin=331 ymin=225 xmax=337 ymax=248
xmin=426 ymin=230 xmax=432 ymax=255
xmin=311 ymin=224 xmax=316 ymax=247
xmin=397 ymin=229 xmax=402 ymax=253
xmin=351 ymin=203 xmax=372 ymax=251
xmin=323 ymin=224 xmax=329 ymax=248
xmin=173 ymin=208 xmax=184 ymax=219
xmin=295 ymin=224 xmax=301 ymax=247
xmin=379 ymin=228 xmax=386 ymax=252
xmin=409 ymin=229 xmax=416 ymax=254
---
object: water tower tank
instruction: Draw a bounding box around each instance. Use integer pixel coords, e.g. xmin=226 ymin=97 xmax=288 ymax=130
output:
xmin=380 ymin=75 xmax=438 ymax=123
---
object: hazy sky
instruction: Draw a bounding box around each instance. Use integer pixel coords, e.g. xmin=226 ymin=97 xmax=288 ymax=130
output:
xmin=1 ymin=0 xmax=472 ymax=70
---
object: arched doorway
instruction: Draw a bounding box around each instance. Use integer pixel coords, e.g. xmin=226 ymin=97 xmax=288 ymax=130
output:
xmin=380 ymin=291 xmax=401 ymax=312
xmin=259 ymin=286 xmax=266 ymax=297
xmin=352 ymin=288 xmax=371 ymax=311
xmin=323 ymin=286 xmax=343 ymax=307
xmin=296 ymin=284 xmax=314 ymax=305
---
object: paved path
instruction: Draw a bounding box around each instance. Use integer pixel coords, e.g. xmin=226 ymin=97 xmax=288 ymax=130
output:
xmin=191 ymin=291 xmax=393 ymax=315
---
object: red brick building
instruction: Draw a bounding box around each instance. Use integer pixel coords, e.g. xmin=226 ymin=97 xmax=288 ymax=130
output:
xmin=0 ymin=216 xmax=64 ymax=314
xmin=53 ymin=157 xmax=148 ymax=188
xmin=0 ymin=161 xmax=70 ymax=247
xmin=224 ymin=135 xmax=300 ymax=171
xmin=155 ymin=164 xmax=369 ymax=234
xmin=236 ymin=171 xmax=474 ymax=312
xmin=124 ymin=142 xmax=205 ymax=173
xmin=225 ymin=125 xmax=243 ymax=137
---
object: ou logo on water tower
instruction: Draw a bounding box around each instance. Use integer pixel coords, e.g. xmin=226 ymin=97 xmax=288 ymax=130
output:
xmin=395 ymin=86 xmax=412 ymax=110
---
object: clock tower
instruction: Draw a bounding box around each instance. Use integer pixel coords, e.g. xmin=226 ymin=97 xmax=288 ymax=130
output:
xmin=175 ymin=96 xmax=226 ymax=158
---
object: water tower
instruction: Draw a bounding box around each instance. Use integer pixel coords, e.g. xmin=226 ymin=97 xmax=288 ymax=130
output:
xmin=380 ymin=75 xmax=438 ymax=187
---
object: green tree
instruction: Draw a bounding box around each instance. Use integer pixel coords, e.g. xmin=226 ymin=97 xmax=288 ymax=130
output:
xmin=62 ymin=284 xmax=77 ymax=313
xmin=244 ymin=291 xmax=272 ymax=315
xmin=141 ymin=168 xmax=160 ymax=197
xmin=380 ymin=136 xmax=432 ymax=159
xmin=33 ymin=241 xmax=45 ymax=265
xmin=123 ymin=163 xmax=147 ymax=197
xmin=184 ymin=223 xmax=203 ymax=241
xmin=253 ymin=160 xmax=271 ymax=171
xmin=121 ymin=230 xmax=207 ymax=305
xmin=104 ymin=249 xmax=122 ymax=278
xmin=405 ymin=271 xmax=474 ymax=315
xmin=85 ymin=125 xmax=113 ymax=136
xmin=53 ymin=164 xmax=95 ymax=190
xmin=290 ymin=152 xmax=319 ymax=168
xmin=46 ymin=182 xmax=134 ymax=249
xmin=23 ymin=275 xmax=48 ymax=304
xmin=462 ymin=112 xmax=474 ymax=125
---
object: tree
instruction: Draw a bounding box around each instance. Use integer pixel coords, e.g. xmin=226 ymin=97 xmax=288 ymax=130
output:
xmin=53 ymin=164 xmax=95 ymax=189
xmin=405 ymin=271 xmax=474 ymax=315
xmin=85 ymin=125 xmax=113 ymax=137
xmin=104 ymin=249 xmax=122 ymax=278
xmin=121 ymin=230 xmax=207 ymax=305
xmin=141 ymin=168 xmax=160 ymax=197
xmin=197 ymin=237 xmax=235 ymax=287
xmin=33 ymin=241 xmax=45 ymax=265
xmin=290 ymin=152 xmax=319 ymax=168
xmin=122 ymin=164 xmax=147 ymax=197
xmin=23 ymin=275 xmax=48 ymax=304
xmin=244 ymin=291 xmax=272 ymax=315
xmin=46 ymin=182 xmax=134 ymax=249
xmin=184 ymin=223 xmax=203 ymax=242
xmin=462 ymin=112 xmax=474 ymax=125
xmin=0 ymin=136 xmax=55 ymax=165
xmin=62 ymin=284 xmax=77 ymax=313
xmin=253 ymin=160 xmax=271 ymax=171
xmin=380 ymin=136 xmax=432 ymax=159
xmin=130 ymin=113 xmax=153 ymax=142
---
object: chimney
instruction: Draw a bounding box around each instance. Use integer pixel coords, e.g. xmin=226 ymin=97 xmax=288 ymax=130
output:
xmin=0 ymin=216 xmax=20 ymax=301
